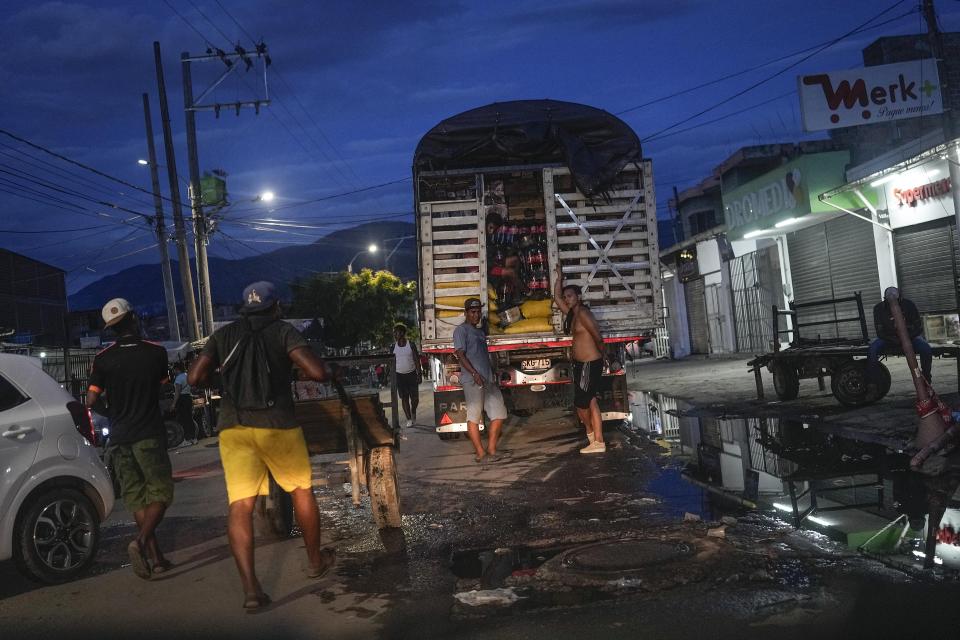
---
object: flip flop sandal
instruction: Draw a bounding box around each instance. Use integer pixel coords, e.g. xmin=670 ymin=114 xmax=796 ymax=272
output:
xmin=307 ymin=548 xmax=337 ymax=578
xmin=127 ymin=540 xmax=152 ymax=580
xmin=243 ymin=592 xmax=271 ymax=611
xmin=152 ymin=559 xmax=174 ymax=575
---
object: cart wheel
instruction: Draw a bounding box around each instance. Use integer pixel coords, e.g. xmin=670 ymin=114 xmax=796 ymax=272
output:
xmin=367 ymin=446 xmax=402 ymax=530
xmin=257 ymin=473 xmax=294 ymax=538
xmin=772 ymin=366 xmax=800 ymax=401
xmin=831 ymin=361 xmax=876 ymax=407
xmin=874 ymin=363 xmax=892 ymax=400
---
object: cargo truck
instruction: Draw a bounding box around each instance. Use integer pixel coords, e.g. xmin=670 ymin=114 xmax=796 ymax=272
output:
xmin=412 ymin=100 xmax=661 ymax=438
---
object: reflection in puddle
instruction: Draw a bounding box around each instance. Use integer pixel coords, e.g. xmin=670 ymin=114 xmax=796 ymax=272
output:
xmin=628 ymin=389 xmax=960 ymax=574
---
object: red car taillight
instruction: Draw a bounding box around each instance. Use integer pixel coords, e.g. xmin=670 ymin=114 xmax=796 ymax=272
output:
xmin=67 ymin=400 xmax=95 ymax=445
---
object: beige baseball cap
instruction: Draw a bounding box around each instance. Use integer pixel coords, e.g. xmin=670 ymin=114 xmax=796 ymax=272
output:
xmin=101 ymin=298 xmax=133 ymax=327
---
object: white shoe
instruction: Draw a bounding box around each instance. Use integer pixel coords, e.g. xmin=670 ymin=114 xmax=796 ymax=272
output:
xmin=580 ymin=441 xmax=606 ymax=454
xmin=405 ymin=418 xmax=413 ymax=427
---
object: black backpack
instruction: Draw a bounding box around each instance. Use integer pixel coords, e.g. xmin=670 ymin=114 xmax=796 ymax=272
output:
xmin=220 ymin=317 xmax=277 ymax=410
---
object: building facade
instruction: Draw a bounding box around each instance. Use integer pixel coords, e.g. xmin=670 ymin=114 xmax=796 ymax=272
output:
xmin=0 ymin=248 xmax=67 ymax=346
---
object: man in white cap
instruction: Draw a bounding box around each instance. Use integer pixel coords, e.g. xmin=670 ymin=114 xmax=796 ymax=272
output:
xmin=85 ymin=298 xmax=173 ymax=580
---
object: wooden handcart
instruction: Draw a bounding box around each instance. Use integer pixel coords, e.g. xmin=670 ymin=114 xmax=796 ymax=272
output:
xmin=259 ymin=354 xmax=403 ymax=539
xmin=747 ymin=293 xmax=960 ymax=407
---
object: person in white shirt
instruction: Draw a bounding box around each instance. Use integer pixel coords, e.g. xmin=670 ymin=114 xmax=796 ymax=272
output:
xmin=391 ymin=323 xmax=423 ymax=427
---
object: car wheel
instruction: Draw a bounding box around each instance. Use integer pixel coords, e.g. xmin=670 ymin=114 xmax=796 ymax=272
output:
xmin=14 ymin=488 xmax=100 ymax=584
xmin=165 ymin=419 xmax=184 ymax=449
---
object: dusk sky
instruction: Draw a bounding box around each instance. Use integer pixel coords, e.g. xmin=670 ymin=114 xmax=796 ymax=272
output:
xmin=3 ymin=0 xmax=959 ymax=293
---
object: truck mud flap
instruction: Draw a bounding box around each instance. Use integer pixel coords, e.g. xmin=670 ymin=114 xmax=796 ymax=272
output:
xmin=434 ymin=388 xmax=484 ymax=433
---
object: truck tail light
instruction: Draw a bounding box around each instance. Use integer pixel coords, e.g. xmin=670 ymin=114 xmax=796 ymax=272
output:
xmin=67 ymin=400 xmax=95 ymax=445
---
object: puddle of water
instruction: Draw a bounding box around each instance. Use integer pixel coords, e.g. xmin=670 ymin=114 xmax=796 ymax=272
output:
xmin=450 ymin=546 xmax=565 ymax=586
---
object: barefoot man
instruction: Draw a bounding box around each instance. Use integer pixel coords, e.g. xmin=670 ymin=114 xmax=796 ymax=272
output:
xmin=554 ymin=264 xmax=606 ymax=454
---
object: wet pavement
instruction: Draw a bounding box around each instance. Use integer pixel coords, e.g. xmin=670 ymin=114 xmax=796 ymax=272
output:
xmin=6 ymin=368 xmax=960 ymax=638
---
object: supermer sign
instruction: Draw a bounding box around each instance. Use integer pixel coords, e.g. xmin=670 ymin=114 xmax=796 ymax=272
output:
xmin=798 ymin=59 xmax=943 ymax=132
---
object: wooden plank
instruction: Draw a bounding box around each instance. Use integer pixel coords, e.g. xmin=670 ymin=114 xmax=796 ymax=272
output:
xmin=430 ymin=214 xmax=480 ymax=227
xmin=582 ymin=287 xmax=654 ymax=300
xmin=555 ymin=190 xmax=646 ymax=202
xmin=434 ymin=273 xmax=482 ymax=283
xmin=556 ymin=219 xmax=652 ymax=231
xmin=558 ymin=246 xmax=652 ymax=259
xmin=560 ymin=262 xmax=651 ymax=273
xmin=433 ymin=243 xmax=479 ymax=255
xmin=432 ymin=257 xmax=482 ymax=268
xmin=557 ymin=232 xmax=651 ymax=245
xmin=432 ymin=228 xmax=481 ymax=240
xmin=434 ymin=287 xmax=480 ymax=298
xmin=423 ymin=201 xmax=481 ymax=213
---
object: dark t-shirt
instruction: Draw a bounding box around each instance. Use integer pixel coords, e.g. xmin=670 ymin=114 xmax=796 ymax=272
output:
xmin=88 ymin=336 xmax=168 ymax=445
xmin=202 ymin=315 xmax=308 ymax=430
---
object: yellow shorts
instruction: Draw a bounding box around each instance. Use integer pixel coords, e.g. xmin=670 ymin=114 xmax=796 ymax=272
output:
xmin=218 ymin=426 xmax=313 ymax=504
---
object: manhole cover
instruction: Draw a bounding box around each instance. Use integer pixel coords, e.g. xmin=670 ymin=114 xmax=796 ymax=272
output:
xmin=559 ymin=539 xmax=693 ymax=574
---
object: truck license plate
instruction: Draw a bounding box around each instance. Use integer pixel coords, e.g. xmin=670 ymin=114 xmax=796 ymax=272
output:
xmin=521 ymin=358 xmax=550 ymax=371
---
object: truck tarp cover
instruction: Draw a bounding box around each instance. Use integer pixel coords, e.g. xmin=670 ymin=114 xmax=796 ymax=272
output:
xmin=413 ymin=99 xmax=641 ymax=197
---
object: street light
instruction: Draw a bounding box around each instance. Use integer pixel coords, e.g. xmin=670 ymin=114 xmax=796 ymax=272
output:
xmin=258 ymin=190 xmax=275 ymax=203
xmin=347 ymin=244 xmax=378 ymax=273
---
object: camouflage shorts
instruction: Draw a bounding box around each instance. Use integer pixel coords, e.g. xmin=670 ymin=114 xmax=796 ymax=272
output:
xmin=109 ymin=437 xmax=174 ymax=512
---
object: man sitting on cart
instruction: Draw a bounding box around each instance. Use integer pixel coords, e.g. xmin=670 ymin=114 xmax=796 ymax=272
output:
xmin=868 ymin=287 xmax=932 ymax=383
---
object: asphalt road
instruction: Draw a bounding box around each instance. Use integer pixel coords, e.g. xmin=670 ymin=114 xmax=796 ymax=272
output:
xmin=3 ymin=375 xmax=960 ymax=640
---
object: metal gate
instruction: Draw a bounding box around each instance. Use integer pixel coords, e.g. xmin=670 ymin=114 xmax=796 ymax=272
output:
xmin=731 ymin=249 xmax=776 ymax=353
xmin=894 ymin=218 xmax=958 ymax=314
xmin=685 ymin=278 xmax=709 ymax=354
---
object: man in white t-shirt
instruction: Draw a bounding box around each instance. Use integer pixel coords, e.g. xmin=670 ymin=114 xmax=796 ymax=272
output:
xmin=391 ymin=323 xmax=422 ymax=427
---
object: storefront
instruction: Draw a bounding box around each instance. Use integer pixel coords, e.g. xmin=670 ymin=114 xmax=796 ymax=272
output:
xmin=723 ymin=150 xmax=878 ymax=346
xmin=822 ymin=137 xmax=960 ymax=341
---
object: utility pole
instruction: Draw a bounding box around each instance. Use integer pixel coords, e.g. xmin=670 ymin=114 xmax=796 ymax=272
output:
xmin=154 ymin=41 xmax=200 ymax=341
xmin=922 ymin=0 xmax=960 ymax=264
xmin=142 ymin=93 xmax=181 ymax=342
xmin=179 ymin=44 xmax=271 ymax=336
xmin=181 ymin=53 xmax=215 ymax=336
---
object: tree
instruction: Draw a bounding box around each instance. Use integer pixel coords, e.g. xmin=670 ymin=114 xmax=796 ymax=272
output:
xmin=289 ymin=269 xmax=417 ymax=350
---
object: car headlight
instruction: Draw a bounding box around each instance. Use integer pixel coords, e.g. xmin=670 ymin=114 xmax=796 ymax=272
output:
xmin=101 ymin=427 xmax=110 ymax=437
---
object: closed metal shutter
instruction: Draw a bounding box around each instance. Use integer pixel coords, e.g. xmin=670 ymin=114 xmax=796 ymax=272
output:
xmin=788 ymin=218 xmax=880 ymax=342
xmin=788 ymin=225 xmax=835 ymax=341
xmin=894 ymin=219 xmax=958 ymax=314
xmin=823 ymin=215 xmax=881 ymax=340
xmin=685 ymin=278 xmax=709 ymax=354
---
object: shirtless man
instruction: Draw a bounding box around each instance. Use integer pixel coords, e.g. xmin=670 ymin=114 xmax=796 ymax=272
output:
xmin=554 ymin=264 xmax=606 ymax=454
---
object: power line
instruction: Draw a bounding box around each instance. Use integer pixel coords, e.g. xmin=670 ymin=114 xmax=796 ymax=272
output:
xmin=213 ymin=0 xmax=259 ymax=44
xmin=645 ymin=90 xmax=798 ymax=143
xmin=0 ymin=128 xmax=176 ymax=211
xmin=0 ymin=224 xmax=115 ymax=234
xmin=222 ymin=177 xmax=411 ymax=216
xmin=614 ymin=5 xmax=919 ymax=118
xmin=185 ymin=0 xmax=235 ymax=44
xmin=639 ymin=0 xmax=908 ymax=142
xmin=0 ymin=143 xmax=156 ymax=210
xmin=162 ymin=0 xmax=217 ymax=48
xmin=0 ymin=163 xmax=154 ymax=221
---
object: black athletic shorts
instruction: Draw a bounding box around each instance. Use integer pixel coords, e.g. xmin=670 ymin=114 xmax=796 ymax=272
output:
xmin=572 ymin=359 xmax=603 ymax=410
xmin=396 ymin=371 xmax=419 ymax=400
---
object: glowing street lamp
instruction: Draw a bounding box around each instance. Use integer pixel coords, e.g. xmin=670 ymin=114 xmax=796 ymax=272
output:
xmin=347 ymin=244 xmax=378 ymax=273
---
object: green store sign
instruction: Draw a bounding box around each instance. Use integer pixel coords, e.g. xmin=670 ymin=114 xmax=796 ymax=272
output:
xmin=722 ymin=151 xmax=859 ymax=236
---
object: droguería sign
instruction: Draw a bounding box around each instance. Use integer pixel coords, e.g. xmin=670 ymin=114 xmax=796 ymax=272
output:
xmin=798 ymin=59 xmax=943 ymax=132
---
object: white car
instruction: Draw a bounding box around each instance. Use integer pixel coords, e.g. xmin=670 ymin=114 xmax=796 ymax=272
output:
xmin=0 ymin=353 xmax=114 ymax=583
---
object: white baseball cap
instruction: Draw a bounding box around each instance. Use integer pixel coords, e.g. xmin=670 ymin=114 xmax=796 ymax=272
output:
xmin=101 ymin=298 xmax=133 ymax=327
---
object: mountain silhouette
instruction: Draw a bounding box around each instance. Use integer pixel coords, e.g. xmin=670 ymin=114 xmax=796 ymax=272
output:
xmin=68 ymin=220 xmax=417 ymax=312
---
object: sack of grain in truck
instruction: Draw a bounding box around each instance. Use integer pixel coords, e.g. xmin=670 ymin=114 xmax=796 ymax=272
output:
xmin=503 ymin=317 xmax=553 ymax=334
xmin=520 ymin=298 xmax=553 ymax=319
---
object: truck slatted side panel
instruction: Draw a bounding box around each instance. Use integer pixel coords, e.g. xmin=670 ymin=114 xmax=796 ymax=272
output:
xmin=545 ymin=161 xmax=661 ymax=333
xmin=418 ymin=195 xmax=487 ymax=342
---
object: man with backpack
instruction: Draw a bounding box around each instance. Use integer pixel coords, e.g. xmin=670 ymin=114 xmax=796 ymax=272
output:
xmin=188 ymin=281 xmax=337 ymax=611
